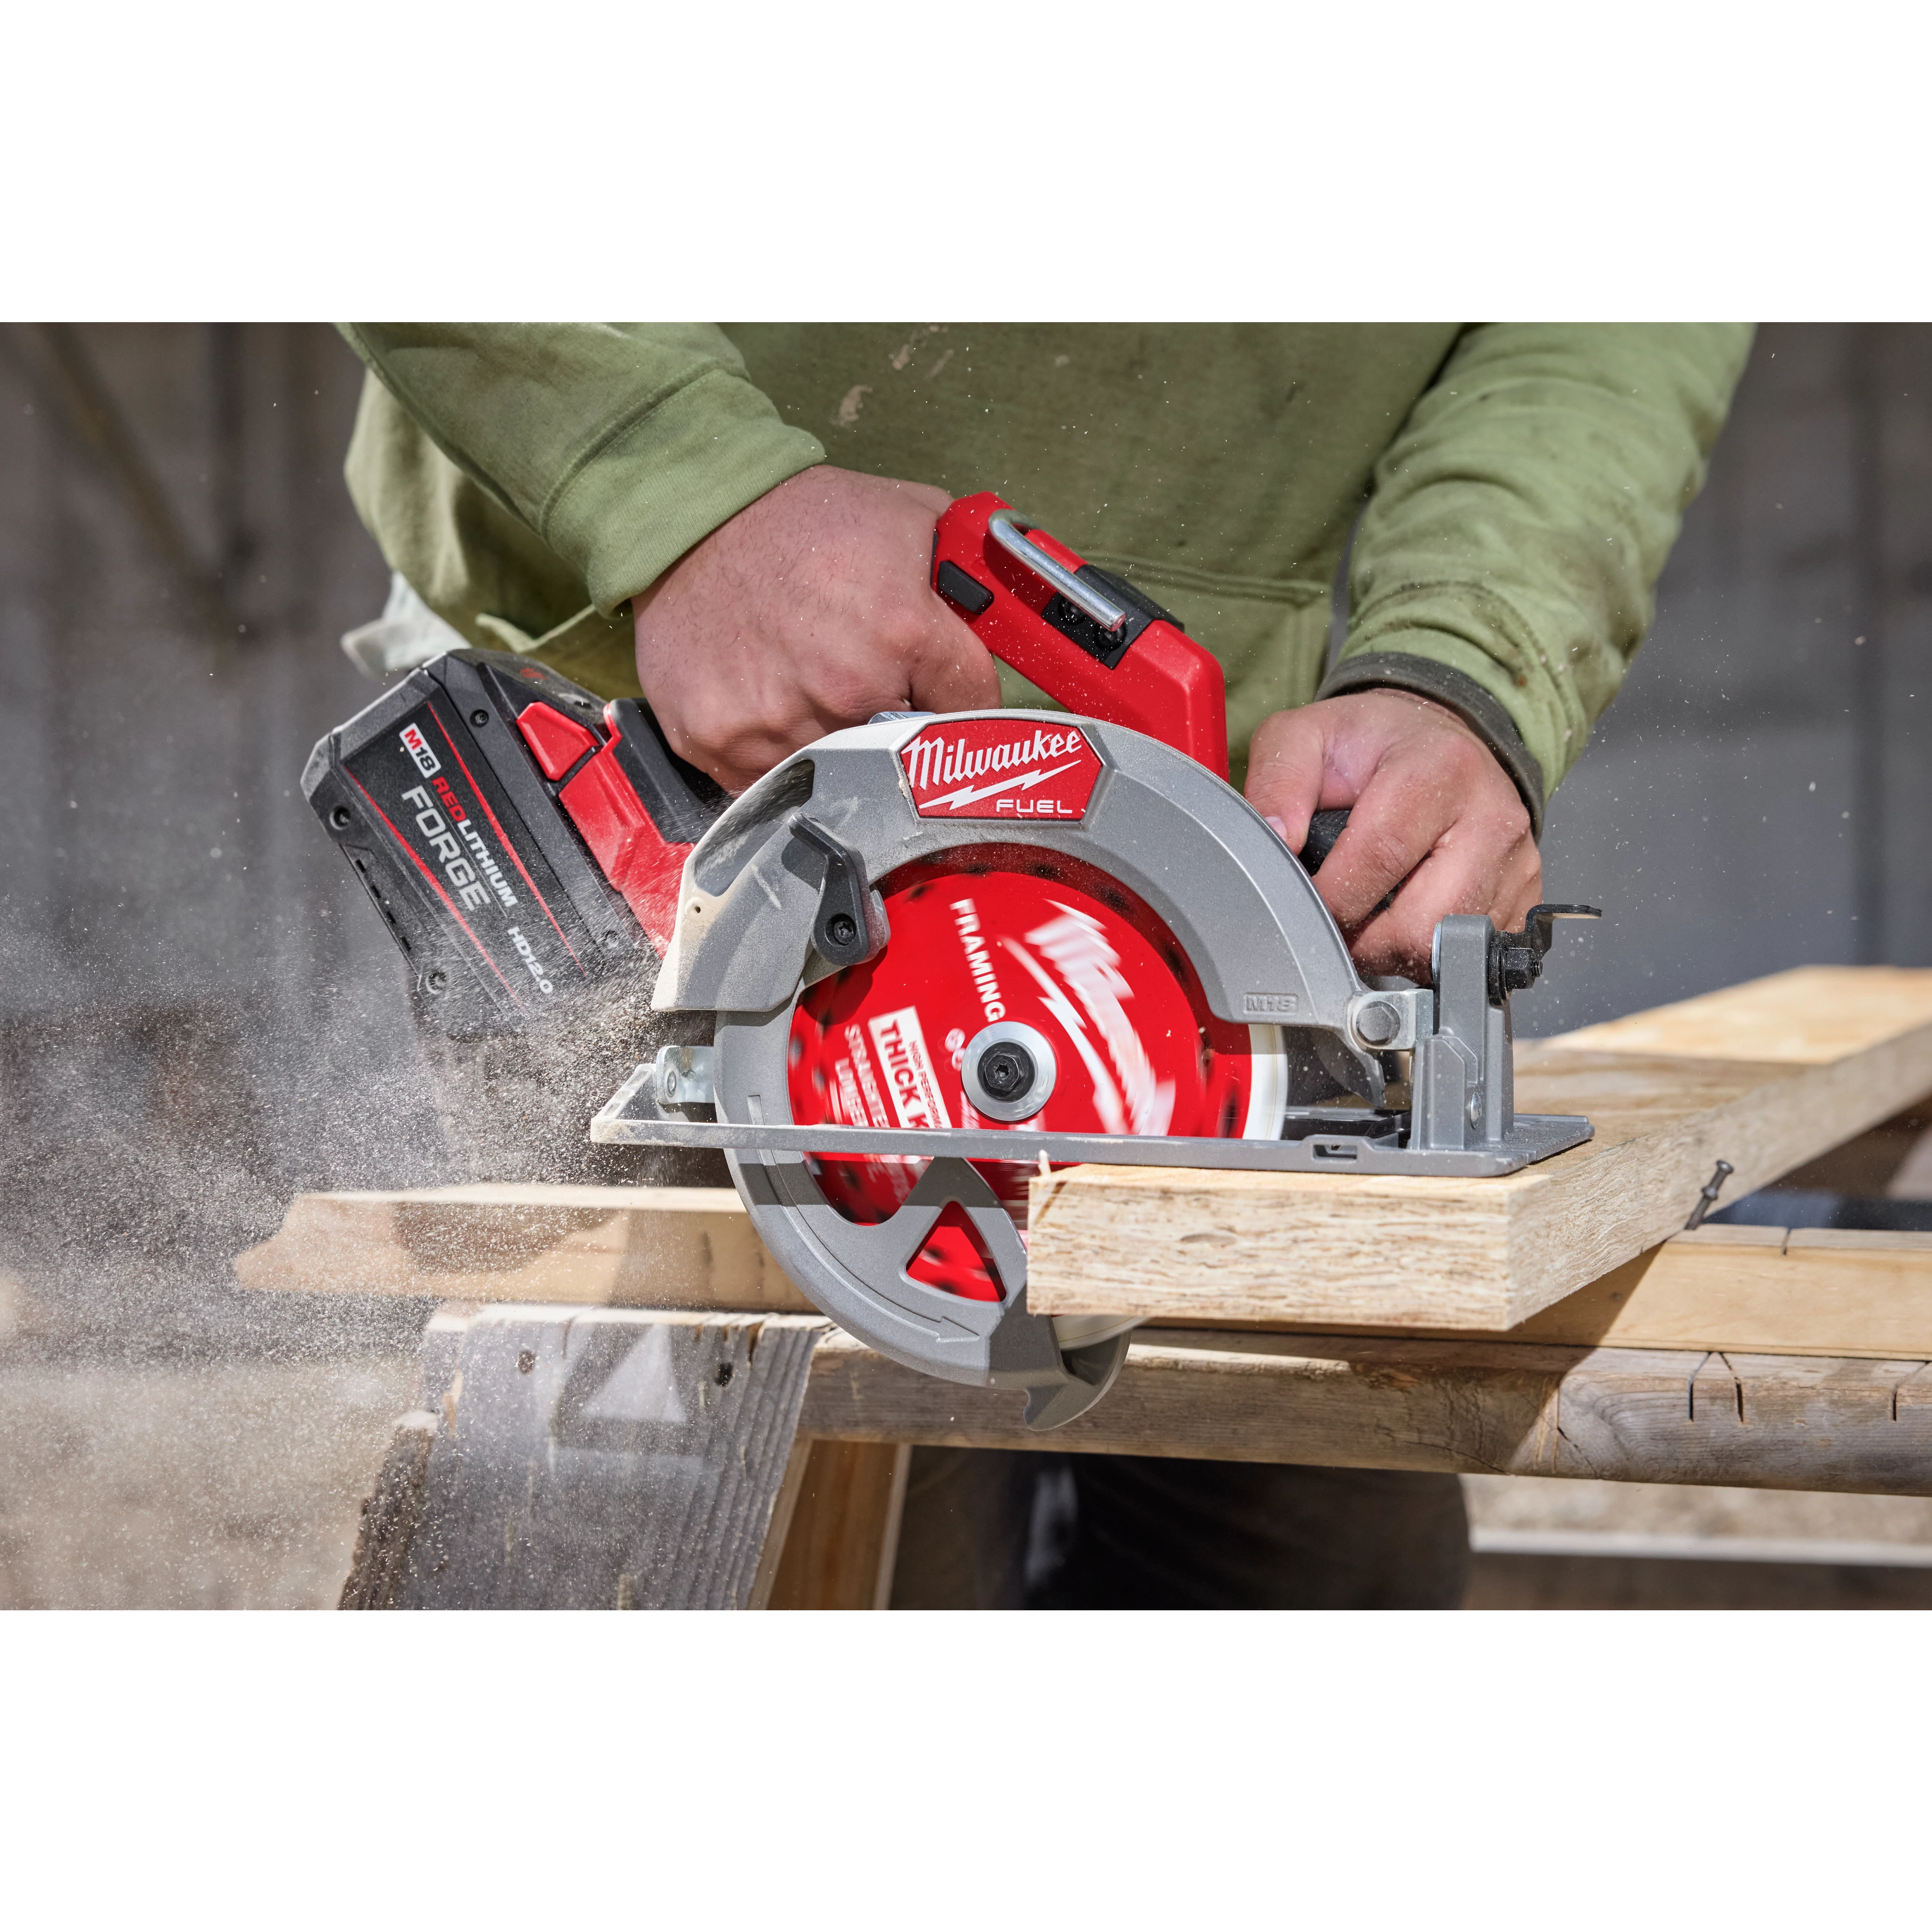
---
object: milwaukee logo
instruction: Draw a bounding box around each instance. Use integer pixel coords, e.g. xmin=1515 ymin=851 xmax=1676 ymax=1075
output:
xmin=399 ymin=722 xmax=440 ymax=777
xmin=900 ymin=718 xmax=1102 ymax=821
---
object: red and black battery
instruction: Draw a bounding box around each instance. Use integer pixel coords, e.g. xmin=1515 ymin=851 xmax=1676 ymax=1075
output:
xmin=304 ymin=650 xmax=724 ymax=1030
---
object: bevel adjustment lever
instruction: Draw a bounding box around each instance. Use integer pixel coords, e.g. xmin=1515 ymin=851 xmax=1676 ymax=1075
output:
xmin=1489 ymin=904 xmax=1602 ymax=1000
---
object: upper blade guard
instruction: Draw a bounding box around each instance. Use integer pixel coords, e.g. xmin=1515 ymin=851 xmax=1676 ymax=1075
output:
xmin=651 ymin=711 xmax=1364 ymax=1033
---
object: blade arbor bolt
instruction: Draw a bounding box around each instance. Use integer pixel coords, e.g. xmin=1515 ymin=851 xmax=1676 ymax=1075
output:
xmin=979 ymin=1042 xmax=1036 ymax=1102
xmin=963 ymin=1022 xmax=1058 ymax=1122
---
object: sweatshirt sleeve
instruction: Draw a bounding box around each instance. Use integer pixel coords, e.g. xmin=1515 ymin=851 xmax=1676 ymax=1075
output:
xmin=338 ymin=324 xmax=826 ymax=614
xmin=1321 ymin=323 xmax=1754 ymax=813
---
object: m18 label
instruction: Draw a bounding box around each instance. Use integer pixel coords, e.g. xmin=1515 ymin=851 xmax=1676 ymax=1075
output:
xmin=1243 ymin=993 xmax=1300 ymax=1015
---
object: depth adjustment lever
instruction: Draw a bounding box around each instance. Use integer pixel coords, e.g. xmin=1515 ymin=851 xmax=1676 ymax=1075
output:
xmin=1411 ymin=903 xmax=1604 ymax=1155
xmin=790 ymin=813 xmax=891 ymax=969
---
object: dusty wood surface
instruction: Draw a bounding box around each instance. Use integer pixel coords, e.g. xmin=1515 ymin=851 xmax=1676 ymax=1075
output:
xmin=233 ymin=1182 xmax=811 ymax=1311
xmin=765 ymin=1440 xmax=910 ymax=1610
xmin=1025 ymin=966 xmax=1932 ymax=1329
xmin=798 ymin=1327 xmax=1932 ymax=1495
xmin=385 ymin=1307 xmax=826 ymax=1609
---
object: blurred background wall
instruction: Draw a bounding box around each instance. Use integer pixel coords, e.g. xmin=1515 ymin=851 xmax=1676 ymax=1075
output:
xmin=0 ymin=322 xmax=1928 ymax=1335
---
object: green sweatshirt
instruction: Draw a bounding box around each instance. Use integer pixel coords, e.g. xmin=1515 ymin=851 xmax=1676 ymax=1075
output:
xmin=339 ymin=323 xmax=1752 ymax=810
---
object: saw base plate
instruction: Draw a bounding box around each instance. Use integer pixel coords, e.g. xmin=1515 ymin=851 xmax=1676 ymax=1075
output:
xmin=593 ymin=1068 xmax=1592 ymax=1178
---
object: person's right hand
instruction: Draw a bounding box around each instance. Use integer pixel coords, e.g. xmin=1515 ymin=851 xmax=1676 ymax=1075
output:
xmin=631 ymin=466 xmax=1000 ymax=794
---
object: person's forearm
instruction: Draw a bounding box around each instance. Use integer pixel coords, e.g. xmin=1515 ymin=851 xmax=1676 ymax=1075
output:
xmin=1330 ymin=322 xmax=1755 ymax=795
xmin=339 ymin=324 xmax=825 ymax=614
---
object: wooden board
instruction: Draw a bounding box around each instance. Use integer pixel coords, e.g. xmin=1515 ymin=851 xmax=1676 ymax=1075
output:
xmin=233 ymin=1182 xmax=812 ymax=1312
xmin=764 ymin=1440 xmax=911 ymax=1610
xmin=1502 ymin=1225 xmax=1932 ymax=1359
xmin=798 ymin=1327 xmax=1932 ymax=1495
xmin=239 ymin=1188 xmax=1932 ymax=1367
xmin=1769 ymin=1102 xmax=1932 ymax=1196
xmin=1024 ymin=966 xmax=1932 ymax=1330
xmin=1553 ymin=967 xmax=1932 ymax=1063
xmin=374 ymin=1307 xmax=828 ymax=1610
xmin=1181 ymin=1224 xmax=1932 ymax=1362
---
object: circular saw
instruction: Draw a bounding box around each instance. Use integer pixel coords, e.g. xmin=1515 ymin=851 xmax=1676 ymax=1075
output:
xmin=308 ymin=492 xmax=1597 ymax=1432
xmin=597 ymin=495 xmax=1598 ymax=1428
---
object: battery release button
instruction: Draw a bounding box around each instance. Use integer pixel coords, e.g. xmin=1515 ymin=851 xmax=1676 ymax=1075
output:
xmin=516 ymin=701 xmax=600 ymax=781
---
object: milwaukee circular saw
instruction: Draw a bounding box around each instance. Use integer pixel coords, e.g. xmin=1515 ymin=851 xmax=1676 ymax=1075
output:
xmin=308 ymin=493 xmax=1597 ymax=1430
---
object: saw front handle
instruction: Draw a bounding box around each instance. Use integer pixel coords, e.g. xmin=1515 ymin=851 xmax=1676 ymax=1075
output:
xmin=933 ymin=492 xmax=1231 ymax=779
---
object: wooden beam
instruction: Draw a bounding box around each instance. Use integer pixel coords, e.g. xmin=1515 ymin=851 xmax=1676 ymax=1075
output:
xmin=764 ymin=1441 xmax=911 ymax=1610
xmin=1769 ymin=1102 xmax=1932 ymax=1196
xmin=373 ymin=1307 xmax=828 ymax=1610
xmin=1551 ymin=967 xmax=1932 ymax=1063
xmin=798 ymin=1327 xmax=1932 ymax=1495
xmin=236 ymin=1193 xmax=1932 ymax=1367
xmin=233 ymin=1182 xmax=812 ymax=1312
xmin=1182 ymin=1224 xmax=1932 ymax=1362
xmin=1504 ymin=1225 xmax=1932 ymax=1359
xmin=1024 ymin=966 xmax=1932 ymax=1330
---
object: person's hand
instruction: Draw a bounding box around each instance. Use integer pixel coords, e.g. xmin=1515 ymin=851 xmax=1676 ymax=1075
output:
xmin=1245 ymin=688 xmax=1539 ymax=976
xmin=631 ymin=466 xmax=999 ymax=794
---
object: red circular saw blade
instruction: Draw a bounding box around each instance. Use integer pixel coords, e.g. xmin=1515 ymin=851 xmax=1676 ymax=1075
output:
xmin=788 ymin=847 xmax=1271 ymax=1301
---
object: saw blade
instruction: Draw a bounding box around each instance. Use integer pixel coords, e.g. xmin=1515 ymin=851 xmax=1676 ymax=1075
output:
xmin=788 ymin=846 xmax=1285 ymax=1301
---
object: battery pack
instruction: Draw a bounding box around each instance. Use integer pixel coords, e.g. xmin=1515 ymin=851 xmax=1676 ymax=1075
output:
xmin=303 ymin=651 xmax=724 ymax=1031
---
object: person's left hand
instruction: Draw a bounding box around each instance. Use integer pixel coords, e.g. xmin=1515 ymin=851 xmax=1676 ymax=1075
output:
xmin=1244 ymin=688 xmax=1540 ymax=976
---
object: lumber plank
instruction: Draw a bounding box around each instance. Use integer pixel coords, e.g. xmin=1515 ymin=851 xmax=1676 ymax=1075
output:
xmin=764 ymin=1440 xmax=911 ymax=1610
xmin=798 ymin=1328 xmax=1932 ymax=1494
xmin=233 ymin=1182 xmax=812 ymax=1312
xmin=799 ymin=1325 xmax=1570 ymax=1474
xmin=1552 ymin=966 xmax=1932 ymax=1063
xmin=384 ymin=1307 xmax=828 ymax=1610
xmin=1203 ymin=1224 xmax=1932 ymax=1361
xmin=1508 ymin=1227 xmax=1932 ymax=1360
xmin=1772 ymin=1104 xmax=1932 ymax=1196
xmin=1024 ymin=966 xmax=1932 ymax=1330
xmin=242 ymin=1188 xmax=1932 ymax=1362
